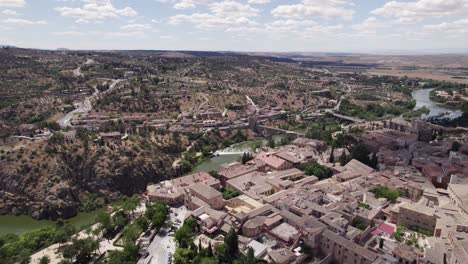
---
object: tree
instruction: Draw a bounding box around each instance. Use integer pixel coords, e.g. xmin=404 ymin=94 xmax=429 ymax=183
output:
xmin=122 ymin=224 xmax=142 ymax=243
xmin=451 ymin=141 xmax=462 ymax=152
xmin=200 ymin=257 xmax=218 ymax=264
xmin=268 ymin=137 xmax=275 ymax=148
xmin=370 ymin=186 xmax=403 ymax=203
xmin=174 ymin=247 xmax=192 ymax=264
xmin=108 ymin=243 xmax=139 ymax=263
xmin=96 ymin=212 xmax=112 ymax=232
xmin=122 ymin=242 xmax=139 ymax=261
xmin=339 ymin=152 xmax=348 ymax=166
xmin=56 ymin=219 xmax=65 ymax=228
xmin=370 ymin=152 xmax=379 ymax=169
xmin=61 ymin=238 xmax=98 ymax=264
xmin=112 ymin=210 xmax=129 ymax=231
xmin=18 ymin=249 xmax=31 ymax=264
xmin=151 ymin=211 xmax=166 ymax=229
xmin=136 ymin=216 xmax=150 ymax=231
xmin=224 ymin=228 xmax=239 ymax=261
xmin=351 ymin=217 xmax=367 ymax=230
xmin=350 ymin=144 xmax=372 ymax=167
xmin=53 ymin=229 xmax=68 ymax=247
xmin=63 ymin=224 xmax=76 ymax=237
xmin=241 ymin=152 xmax=247 ymax=164
xmin=245 ymin=247 xmax=256 ymax=264
xmin=301 ymin=162 xmax=333 ymax=180
xmin=207 ymin=242 xmax=213 ymax=257
xmin=208 ymin=170 xmax=219 ymax=179
xmin=223 ymin=188 xmax=240 ymax=200
xmin=329 ymin=147 xmax=335 ymax=163
xmin=392 ymin=225 xmax=405 ymax=242
xmin=39 ymin=256 xmax=50 ymax=264
xmin=175 ymin=225 xmax=195 ymax=248
xmin=123 ymin=195 xmax=139 ymax=216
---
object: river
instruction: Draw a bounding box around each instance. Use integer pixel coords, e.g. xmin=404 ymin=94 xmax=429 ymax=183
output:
xmin=412 ymin=88 xmax=463 ymax=120
xmin=0 ymin=200 xmax=125 ymax=235
xmin=0 ymin=210 xmax=104 ymax=235
xmin=192 ymin=135 xmax=285 ymax=173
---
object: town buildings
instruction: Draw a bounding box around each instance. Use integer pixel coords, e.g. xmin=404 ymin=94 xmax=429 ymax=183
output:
xmin=146 ymin=128 xmax=468 ymax=264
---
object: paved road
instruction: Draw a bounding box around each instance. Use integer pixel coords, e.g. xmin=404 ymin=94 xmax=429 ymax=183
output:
xmin=73 ymin=66 xmax=83 ymax=77
xmin=246 ymin=95 xmax=259 ymax=114
xmin=138 ymin=206 xmax=188 ymax=264
xmin=57 ymin=79 xmax=121 ymax=128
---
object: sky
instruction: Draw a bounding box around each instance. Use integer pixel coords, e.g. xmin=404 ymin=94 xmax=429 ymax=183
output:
xmin=0 ymin=0 xmax=468 ymax=53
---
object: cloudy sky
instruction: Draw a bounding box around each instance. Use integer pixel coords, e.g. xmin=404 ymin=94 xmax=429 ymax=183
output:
xmin=1 ymin=0 xmax=467 ymax=52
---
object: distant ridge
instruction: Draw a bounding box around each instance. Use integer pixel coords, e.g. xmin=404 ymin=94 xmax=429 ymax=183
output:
xmin=0 ymin=45 xmax=17 ymax=49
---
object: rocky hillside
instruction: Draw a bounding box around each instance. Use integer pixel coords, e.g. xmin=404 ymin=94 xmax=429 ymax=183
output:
xmin=0 ymin=129 xmax=182 ymax=220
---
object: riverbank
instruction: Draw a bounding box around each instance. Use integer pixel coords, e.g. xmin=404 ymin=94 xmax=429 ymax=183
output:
xmin=412 ymin=88 xmax=463 ymax=120
xmin=0 ymin=200 xmax=125 ymax=235
xmin=191 ymin=135 xmax=286 ymax=173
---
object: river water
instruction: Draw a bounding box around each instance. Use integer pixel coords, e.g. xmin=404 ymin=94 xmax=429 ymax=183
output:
xmin=0 ymin=200 xmax=125 ymax=235
xmin=0 ymin=209 xmax=105 ymax=235
xmin=412 ymin=88 xmax=463 ymax=120
xmin=192 ymin=135 xmax=286 ymax=173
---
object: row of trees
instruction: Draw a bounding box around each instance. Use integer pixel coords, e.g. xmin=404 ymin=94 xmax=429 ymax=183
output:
xmin=0 ymin=221 xmax=77 ymax=264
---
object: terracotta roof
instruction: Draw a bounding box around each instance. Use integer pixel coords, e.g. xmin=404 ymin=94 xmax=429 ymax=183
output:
xmin=190 ymin=183 xmax=222 ymax=200
xmin=256 ymin=151 xmax=290 ymax=169
xmin=344 ymin=159 xmax=375 ymax=175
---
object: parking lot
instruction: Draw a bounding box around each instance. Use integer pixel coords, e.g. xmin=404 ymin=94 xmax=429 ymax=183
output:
xmin=138 ymin=205 xmax=188 ymax=264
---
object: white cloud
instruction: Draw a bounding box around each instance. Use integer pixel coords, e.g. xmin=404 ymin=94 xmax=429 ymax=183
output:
xmin=303 ymin=24 xmax=343 ymax=34
xmin=160 ymin=35 xmax=175 ymax=39
xmin=100 ymin=31 xmax=146 ymax=38
xmin=169 ymin=0 xmax=215 ymax=9
xmin=0 ymin=25 xmax=12 ymax=30
xmin=265 ymin=19 xmax=317 ymax=33
xmin=0 ymin=0 xmax=25 ymax=7
xmin=169 ymin=13 xmax=257 ymax=30
xmin=121 ymin=23 xmax=151 ymax=31
xmin=248 ymin=0 xmax=270 ymax=4
xmin=1 ymin=9 xmax=19 ymax=15
xmin=372 ymin=0 xmax=468 ymax=23
xmin=1 ymin=18 xmax=46 ymax=25
xmin=52 ymin=31 xmax=85 ymax=36
xmin=268 ymin=19 xmax=317 ymax=28
xmin=168 ymin=1 xmax=258 ymax=30
xmin=55 ymin=0 xmax=137 ymax=22
xmin=271 ymin=0 xmax=354 ymax=20
xmin=174 ymin=0 xmax=195 ymax=9
xmin=225 ymin=26 xmax=262 ymax=33
xmin=209 ymin=1 xmax=259 ymax=17
xmin=351 ymin=17 xmax=390 ymax=33
xmin=424 ymin=18 xmax=468 ymax=34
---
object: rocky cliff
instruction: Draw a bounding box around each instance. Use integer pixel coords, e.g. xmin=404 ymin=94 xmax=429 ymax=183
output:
xmin=0 ymin=133 xmax=178 ymax=220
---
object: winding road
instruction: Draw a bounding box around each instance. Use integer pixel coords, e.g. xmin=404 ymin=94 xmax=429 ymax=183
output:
xmin=58 ymin=79 xmax=122 ymax=128
xmin=246 ymin=95 xmax=259 ymax=114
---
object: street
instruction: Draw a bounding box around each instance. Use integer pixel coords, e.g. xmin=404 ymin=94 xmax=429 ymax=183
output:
xmin=138 ymin=205 xmax=188 ymax=264
xmin=57 ymin=79 xmax=121 ymax=128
